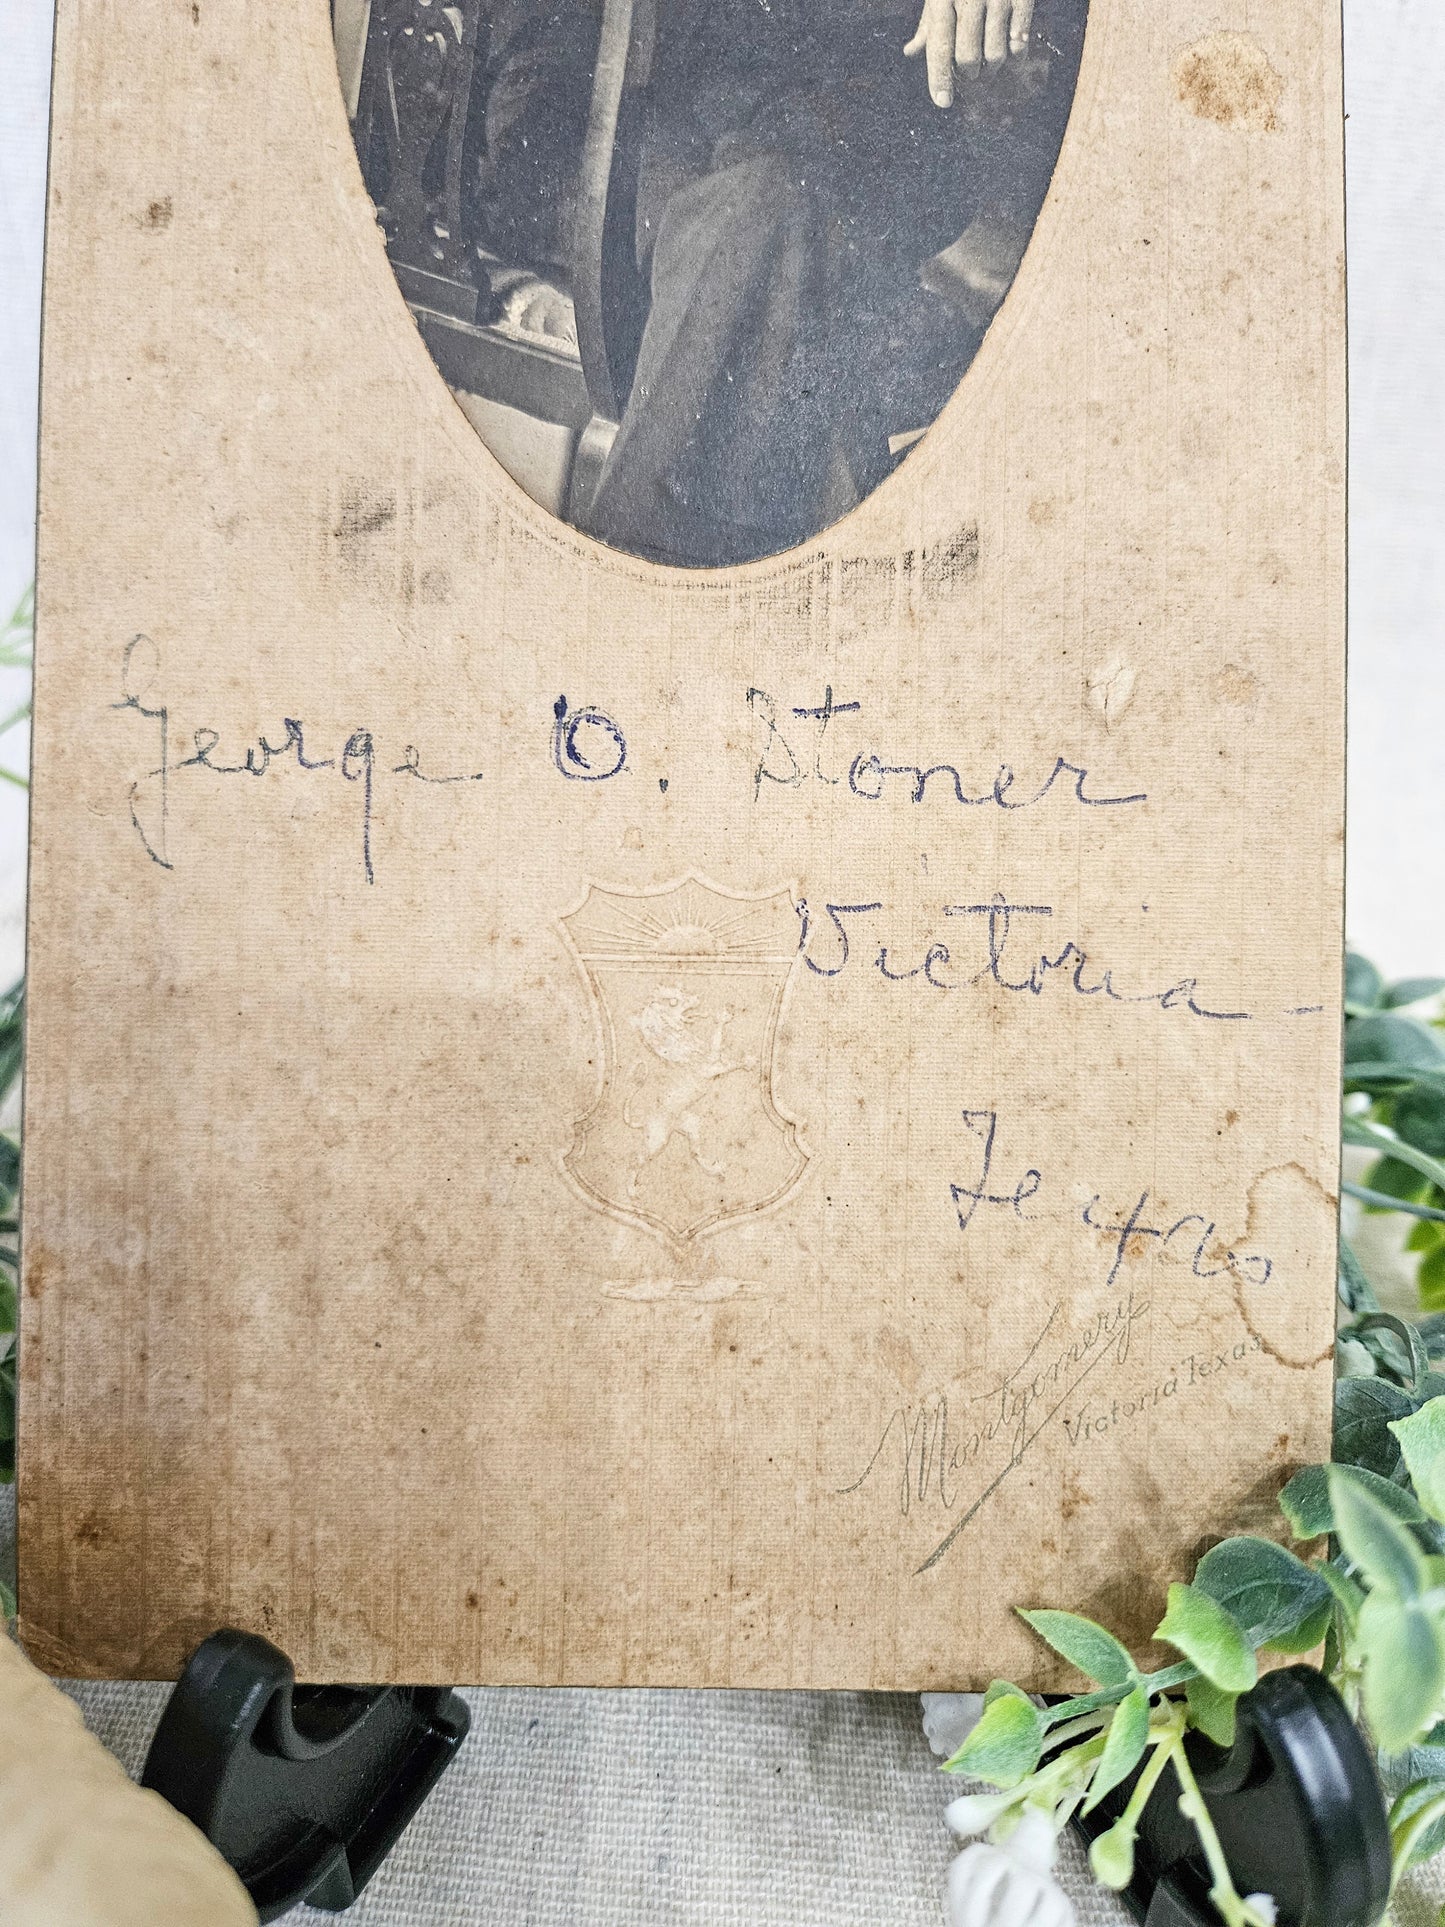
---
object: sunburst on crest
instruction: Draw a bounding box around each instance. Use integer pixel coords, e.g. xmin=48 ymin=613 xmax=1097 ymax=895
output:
xmin=562 ymin=874 xmax=798 ymax=970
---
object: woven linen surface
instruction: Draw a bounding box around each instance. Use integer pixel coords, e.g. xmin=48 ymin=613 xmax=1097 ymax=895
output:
xmin=55 ymin=1677 xmax=1120 ymax=1927
xmin=8 ymin=1478 xmax=1445 ymax=1926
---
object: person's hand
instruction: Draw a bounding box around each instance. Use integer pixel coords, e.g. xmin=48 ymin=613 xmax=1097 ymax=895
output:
xmin=904 ymin=0 xmax=1036 ymax=107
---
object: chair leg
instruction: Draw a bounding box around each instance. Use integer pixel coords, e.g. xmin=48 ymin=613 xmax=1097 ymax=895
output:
xmin=567 ymin=415 xmax=620 ymax=531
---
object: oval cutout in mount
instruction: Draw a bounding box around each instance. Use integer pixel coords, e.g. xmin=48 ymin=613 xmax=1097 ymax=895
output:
xmin=335 ymin=0 xmax=1088 ymax=569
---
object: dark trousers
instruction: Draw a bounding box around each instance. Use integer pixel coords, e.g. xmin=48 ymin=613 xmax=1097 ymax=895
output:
xmin=585 ymin=9 xmax=1077 ymax=566
xmin=479 ymin=3 xmax=1084 ymax=567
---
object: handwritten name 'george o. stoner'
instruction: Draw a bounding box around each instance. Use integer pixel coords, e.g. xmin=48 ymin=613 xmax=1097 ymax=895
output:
xmin=24 ymin=0 xmax=1343 ymax=1686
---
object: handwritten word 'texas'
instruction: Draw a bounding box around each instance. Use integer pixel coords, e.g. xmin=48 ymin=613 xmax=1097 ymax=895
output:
xmin=950 ymin=1108 xmax=1274 ymax=1295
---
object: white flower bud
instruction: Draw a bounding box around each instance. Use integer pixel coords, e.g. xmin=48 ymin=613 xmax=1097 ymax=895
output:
xmin=946 ymin=1810 xmax=1075 ymax=1927
xmin=943 ymin=1789 xmax=1018 ymax=1838
xmin=922 ymin=1692 xmax=987 ymax=1759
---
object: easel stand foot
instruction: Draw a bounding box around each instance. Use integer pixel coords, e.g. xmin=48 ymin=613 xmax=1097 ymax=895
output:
xmin=141 ymin=1628 xmax=470 ymax=1921
xmin=1069 ymin=1667 xmax=1392 ymax=1926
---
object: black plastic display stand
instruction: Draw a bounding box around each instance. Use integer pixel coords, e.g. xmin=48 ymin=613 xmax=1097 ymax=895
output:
xmin=1067 ymin=1667 xmax=1393 ymax=1926
xmin=141 ymin=1629 xmax=470 ymax=1921
xmin=142 ymin=1635 xmax=1392 ymax=1924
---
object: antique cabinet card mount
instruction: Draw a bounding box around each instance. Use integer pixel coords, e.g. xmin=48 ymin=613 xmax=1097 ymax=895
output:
xmin=21 ymin=0 xmax=1346 ymax=1687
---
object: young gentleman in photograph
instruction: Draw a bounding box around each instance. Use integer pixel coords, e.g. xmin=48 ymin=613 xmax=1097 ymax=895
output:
xmin=475 ymin=0 xmax=1085 ymax=565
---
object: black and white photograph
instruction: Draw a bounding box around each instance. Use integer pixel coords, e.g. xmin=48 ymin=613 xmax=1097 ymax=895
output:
xmin=336 ymin=0 xmax=1088 ymax=567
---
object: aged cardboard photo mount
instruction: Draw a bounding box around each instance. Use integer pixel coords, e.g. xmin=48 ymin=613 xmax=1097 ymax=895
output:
xmin=22 ymin=0 xmax=1345 ymax=1688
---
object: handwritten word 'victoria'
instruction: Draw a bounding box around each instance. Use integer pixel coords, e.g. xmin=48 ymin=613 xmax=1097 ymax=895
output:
xmin=795 ymin=894 xmax=1251 ymax=1021
xmin=747 ymin=686 xmax=1146 ymax=811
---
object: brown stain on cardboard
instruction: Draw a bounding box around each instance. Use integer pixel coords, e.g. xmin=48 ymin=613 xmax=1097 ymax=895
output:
xmin=1236 ymin=1163 xmax=1337 ymax=1371
xmin=876 ymin=1328 xmax=923 ymax=1392
xmin=1214 ymin=665 xmax=1259 ymax=707
xmin=1175 ymin=34 xmax=1283 ymax=133
xmin=1060 ymin=1466 xmax=1093 ymax=1523
xmin=22 ymin=1241 xmax=49 ymax=1303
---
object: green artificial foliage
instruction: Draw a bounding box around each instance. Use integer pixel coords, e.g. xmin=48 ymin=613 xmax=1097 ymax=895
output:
xmin=942 ymin=955 xmax=1445 ymax=1921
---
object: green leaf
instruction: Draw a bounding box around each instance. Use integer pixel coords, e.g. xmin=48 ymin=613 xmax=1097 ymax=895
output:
xmin=1317 ymin=1557 xmax=1366 ymax=1633
xmin=1395 ymin=1086 xmax=1445 ymax=1159
xmin=1346 ymin=1013 xmax=1445 ymax=1074
xmin=1359 ymin=1591 xmax=1445 ymax=1755
xmin=1346 ymin=1328 xmax=1411 ymax=1387
xmin=1407 ymin=1220 xmax=1445 ymax=1256
xmin=1016 ymin=1608 xmax=1137 ymax=1688
xmin=1082 ymin=1683 xmax=1151 ymax=1816
xmin=1342 ymin=1181 xmax=1445 ymax=1224
xmin=1421 ymin=1247 xmax=1445 ymax=1313
xmin=1193 ymin=1536 xmax=1331 ymax=1648
xmin=0 ymin=1345 xmax=12 ymax=1459
xmin=1389 ymin=1780 xmax=1445 ymax=1875
xmin=1339 ymin=1237 xmax=1379 ymax=1314
xmin=1266 ymin=1592 xmax=1334 ymax=1656
xmin=1154 ymin=1582 xmax=1257 ymax=1692
xmin=1390 ymin=1401 xmax=1445 ymax=1525
xmin=983 ymin=1677 xmax=1031 ymax=1707
xmin=951 ymin=1686 xmax=1045 ymax=1788
xmin=1335 ymin=1334 xmax=1377 ymax=1379
xmin=1186 ymin=1673 xmax=1238 ymax=1747
xmin=1336 ymin=1375 xmax=1419 ymax=1479
xmin=1346 ymin=1064 xmax=1445 ymax=1092
xmin=1345 ymin=953 xmax=1385 ymax=1013
xmin=1350 ymin=1311 xmax=1431 ymax=1391
xmin=0 ymin=1135 xmax=19 ymax=1202
xmin=1281 ymin=1461 xmax=1426 ymax=1538
xmin=1275 ymin=1460 xmax=1328 ymax=1537
xmin=1347 ymin=1120 xmax=1445 ymax=1201
xmin=1360 ymin=1153 xmax=1431 ymax=1210
xmin=1385 ymin=978 xmax=1445 ymax=1011
xmin=1331 ymin=1464 xmax=1430 ymax=1598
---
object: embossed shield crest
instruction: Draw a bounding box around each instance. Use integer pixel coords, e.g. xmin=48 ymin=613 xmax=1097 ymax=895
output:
xmin=560 ymin=876 xmax=809 ymax=1243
